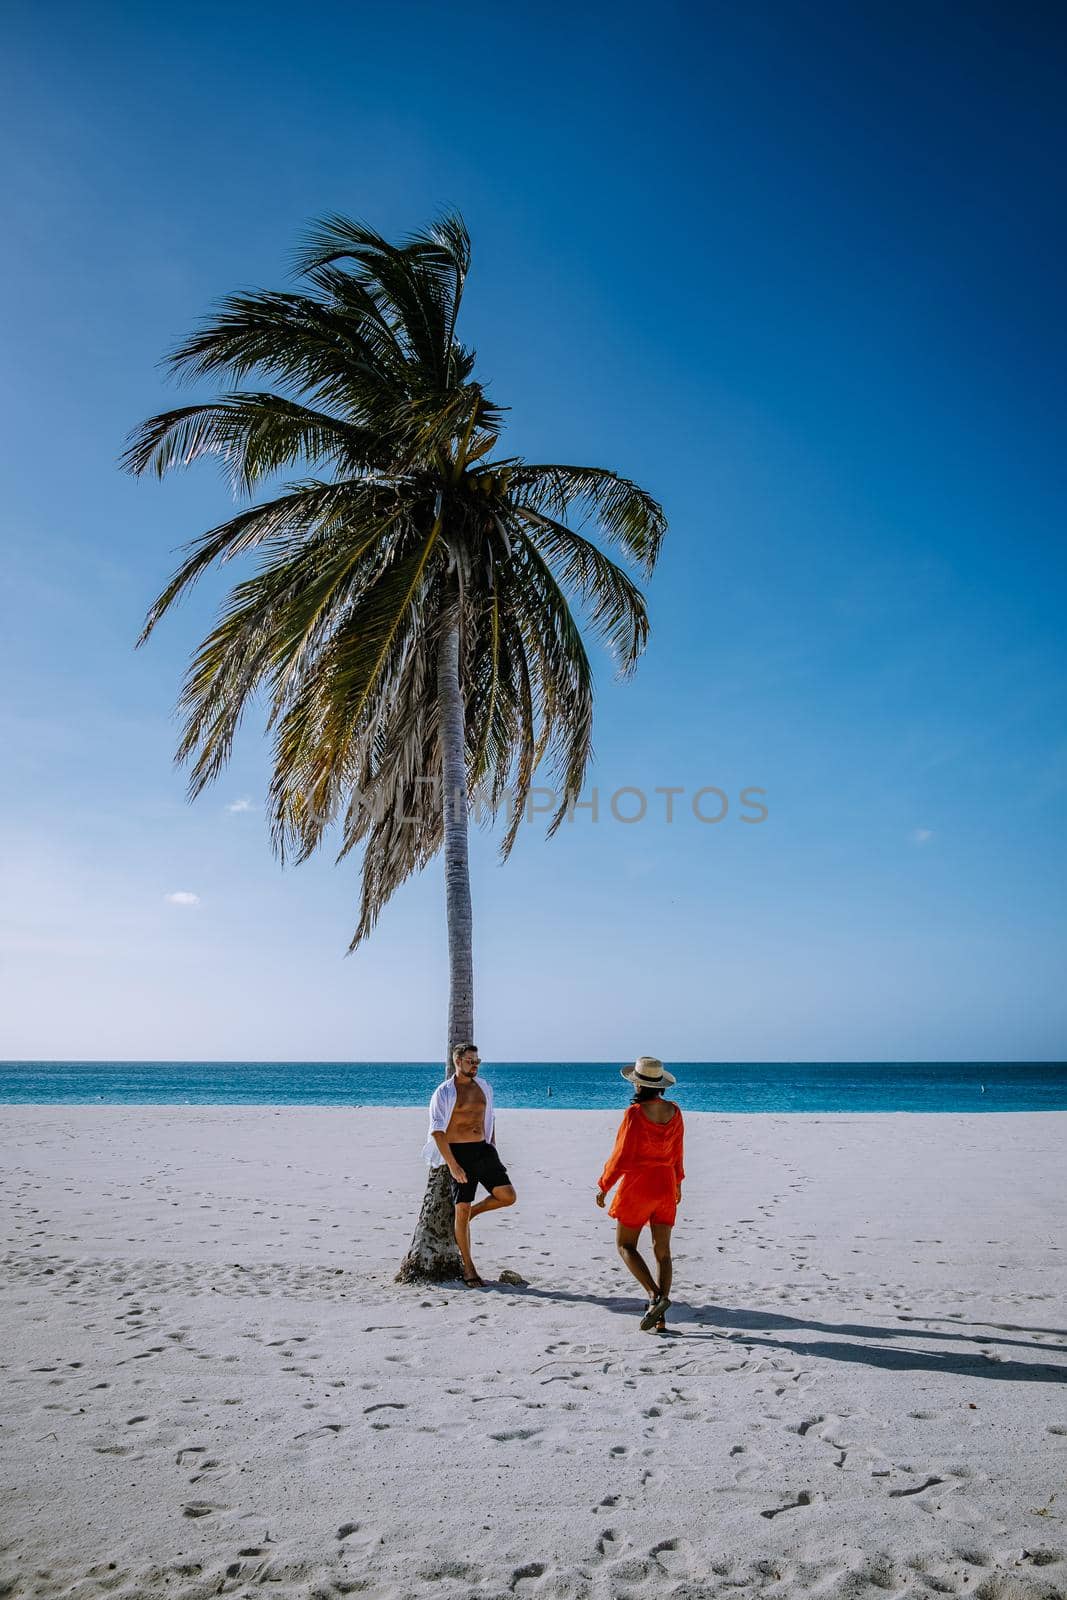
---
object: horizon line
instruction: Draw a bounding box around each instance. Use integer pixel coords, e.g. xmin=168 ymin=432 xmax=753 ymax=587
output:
xmin=2 ymin=1059 xmax=1064 ymax=1068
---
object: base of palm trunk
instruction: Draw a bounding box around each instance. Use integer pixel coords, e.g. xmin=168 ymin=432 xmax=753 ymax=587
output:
xmin=395 ymin=1164 xmax=465 ymax=1283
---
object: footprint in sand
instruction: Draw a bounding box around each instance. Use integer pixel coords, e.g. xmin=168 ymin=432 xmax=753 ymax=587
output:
xmin=760 ymin=1490 xmax=814 ymax=1519
xmin=511 ymin=1561 xmax=547 ymax=1589
xmin=187 ymin=1456 xmax=238 ymax=1487
xmin=889 ymin=1474 xmax=944 ymax=1498
xmin=335 ymin=1521 xmax=381 ymax=1548
xmin=294 ymin=1422 xmax=348 ymax=1444
xmin=181 ymin=1501 xmax=226 ymax=1518
xmin=651 ymin=1537 xmax=693 ymax=1578
xmin=418 ymin=1559 xmax=481 ymax=1582
xmin=595 ymin=1528 xmax=627 ymax=1558
xmin=1021 ymin=1549 xmax=1064 ymax=1567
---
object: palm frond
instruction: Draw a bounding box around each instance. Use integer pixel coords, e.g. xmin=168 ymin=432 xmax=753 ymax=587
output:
xmin=166 ymin=290 xmax=402 ymax=413
xmin=267 ymin=518 xmax=443 ymax=861
xmin=509 ymin=464 xmax=666 ymax=576
xmin=137 ymin=480 xmax=364 ymax=644
xmin=295 ymin=212 xmax=471 ymax=385
xmin=174 ymin=506 xmax=407 ymax=796
xmin=494 ymin=535 xmax=594 ymax=846
xmin=122 ymin=393 xmax=377 ymax=490
xmin=513 ymin=508 xmax=649 ymax=673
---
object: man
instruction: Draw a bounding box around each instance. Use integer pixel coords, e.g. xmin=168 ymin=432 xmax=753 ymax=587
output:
xmin=423 ymin=1044 xmax=516 ymax=1285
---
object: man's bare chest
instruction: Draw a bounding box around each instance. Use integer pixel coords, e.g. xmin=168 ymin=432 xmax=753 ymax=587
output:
xmin=446 ymin=1081 xmax=486 ymax=1134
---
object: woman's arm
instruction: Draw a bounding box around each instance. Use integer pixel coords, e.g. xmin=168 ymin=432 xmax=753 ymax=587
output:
xmin=597 ymin=1110 xmax=635 ymax=1195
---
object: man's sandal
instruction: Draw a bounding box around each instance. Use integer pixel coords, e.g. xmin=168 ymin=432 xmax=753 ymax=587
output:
xmin=640 ymin=1294 xmax=670 ymax=1331
xmin=462 ymin=1273 xmax=486 ymax=1287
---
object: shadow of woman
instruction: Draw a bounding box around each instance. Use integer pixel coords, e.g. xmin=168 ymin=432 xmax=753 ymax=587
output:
xmin=497 ymin=1284 xmax=1067 ymax=1385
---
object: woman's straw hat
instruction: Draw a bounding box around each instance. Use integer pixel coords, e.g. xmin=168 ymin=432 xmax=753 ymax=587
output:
xmin=620 ymin=1055 xmax=676 ymax=1088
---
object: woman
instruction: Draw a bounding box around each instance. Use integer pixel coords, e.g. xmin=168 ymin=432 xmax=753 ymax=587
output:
xmin=596 ymin=1056 xmax=684 ymax=1333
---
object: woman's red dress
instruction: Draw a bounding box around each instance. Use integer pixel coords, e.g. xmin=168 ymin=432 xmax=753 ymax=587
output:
xmin=598 ymin=1104 xmax=685 ymax=1228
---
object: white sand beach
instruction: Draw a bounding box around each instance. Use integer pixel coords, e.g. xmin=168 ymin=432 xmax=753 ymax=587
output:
xmin=2 ymin=1106 xmax=1065 ymax=1600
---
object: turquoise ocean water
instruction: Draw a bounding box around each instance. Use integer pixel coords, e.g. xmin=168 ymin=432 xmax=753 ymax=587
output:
xmin=1 ymin=1061 xmax=1065 ymax=1112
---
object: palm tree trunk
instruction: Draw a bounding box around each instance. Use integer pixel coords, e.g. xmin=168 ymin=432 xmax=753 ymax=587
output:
xmin=396 ymin=602 xmax=471 ymax=1282
xmin=438 ymin=602 xmax=475 ymax=1053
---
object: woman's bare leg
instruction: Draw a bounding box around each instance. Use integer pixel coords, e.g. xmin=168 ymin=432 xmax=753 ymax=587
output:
xmin=651 ymin=1223 xmax=673 ymax=1302
xmin=615 ymin=1223 xmax=659 ymax=1299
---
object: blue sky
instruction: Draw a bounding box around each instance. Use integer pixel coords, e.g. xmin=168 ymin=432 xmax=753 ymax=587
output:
xmin=1 ymin=1 xmax=1064 ymax=1061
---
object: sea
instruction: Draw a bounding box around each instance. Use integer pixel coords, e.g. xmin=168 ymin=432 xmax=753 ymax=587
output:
xmin=1 ymin=1060 xmax=1065 ymax=1113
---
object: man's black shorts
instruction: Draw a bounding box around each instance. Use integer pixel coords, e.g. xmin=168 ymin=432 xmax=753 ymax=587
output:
xmin=448 ymin=1140 xmax=512 ymax=1205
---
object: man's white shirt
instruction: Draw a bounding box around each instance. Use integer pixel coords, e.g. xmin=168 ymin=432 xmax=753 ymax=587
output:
xmin=423 ymin=1076 xmax=495 ymax=1166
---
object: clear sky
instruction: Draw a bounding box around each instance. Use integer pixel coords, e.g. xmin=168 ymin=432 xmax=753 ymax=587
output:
xmin=1 ymin=1 xmax=1065 ymax=1062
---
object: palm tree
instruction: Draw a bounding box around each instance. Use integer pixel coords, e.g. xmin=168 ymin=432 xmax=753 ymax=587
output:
xmin=124 ymin=215 xmax=666 ymax=1280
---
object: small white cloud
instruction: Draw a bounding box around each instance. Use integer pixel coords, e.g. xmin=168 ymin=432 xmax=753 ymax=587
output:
xmin=910 ymin=828 xmax=934 ymax=845
xmin=226 ymin=798 xmax=254 ymax=814
xmin=165 ymin=890 xmax=201 ymax=907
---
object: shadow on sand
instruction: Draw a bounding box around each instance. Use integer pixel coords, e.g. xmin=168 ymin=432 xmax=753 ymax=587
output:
xmin=489 ymin=1283 xmax=1067 ymax=1385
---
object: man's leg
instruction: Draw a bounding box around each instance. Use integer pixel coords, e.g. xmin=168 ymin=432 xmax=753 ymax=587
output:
xmin=651 ymin=1222 xmax=673 ymax=1300
xmin=615 ymin=1222 xmax=659 ymax=1299
xmin=468 ymin=1183 xmax=516 ymax=1219
xmin=453 ymin=1200 xmax=479 ymax=1280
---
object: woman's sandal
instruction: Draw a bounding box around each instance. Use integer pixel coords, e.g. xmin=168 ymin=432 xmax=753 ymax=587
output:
xmin=640 ymin=1294 xmax=670 ymax=1331
xmin=462 ymin=1273 xmax=486 ymax=1287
